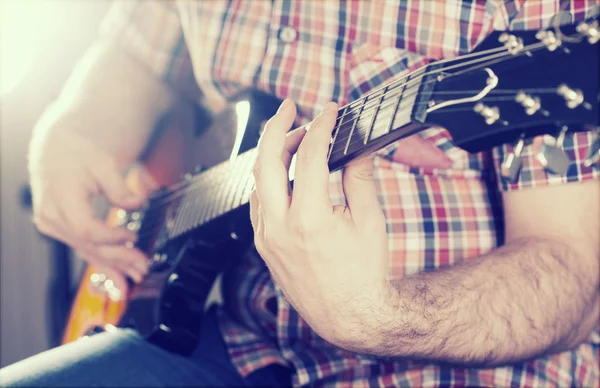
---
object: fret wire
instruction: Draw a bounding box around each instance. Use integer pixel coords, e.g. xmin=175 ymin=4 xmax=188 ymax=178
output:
xmin=343 ymin=98 xmax=367 ymax=155
xmin=190 ymin=178 xmax=207 ymax=229
xmin=152 ymin=45 xmax=550 ymax=241
xmin=324 ymin=77 xmax=416 ymax=139
xmin=217 ymin=157 xmax=244 ymax=218
xmin=180 ymin=180 xmax=201 ymax=234
xmin=205 ymin=165 xmax=229 ymax=222
xmin=327 ymin=105 xmax=347 ymax=161
xmin=332 ymin=83 xmax=410 ymax=156
xmin=232 ymin=150 xmax=256 ymax=208
xmin=194 ymin=170 xmax=215 ymax=227
xmin=334 ymin=90 xmax=409 ymax=147
xmin=229 ymin=150 xmax=255 ymax=211
xmin=196 ymin=165 xmax=223 ymax=225
xmin=223 ymin=152 xmax=250 ymax=214
xmin=386 ymin=81 xmax=407 ymax=134
xmin=330 ymin=97 xmax=410 ymax=162
xmin=363 ymin=86 xmax=387 ymax=145
xmin=172 ymin=180 xmax=197 ymax=236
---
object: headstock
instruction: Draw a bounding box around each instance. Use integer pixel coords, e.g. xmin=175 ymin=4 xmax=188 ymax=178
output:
xmin=425 ymin=18 xmax=599 ymax=154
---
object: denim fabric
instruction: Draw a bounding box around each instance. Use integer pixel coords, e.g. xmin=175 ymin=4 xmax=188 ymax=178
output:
xmin=0 ymin=306 xmax=292 ymax=387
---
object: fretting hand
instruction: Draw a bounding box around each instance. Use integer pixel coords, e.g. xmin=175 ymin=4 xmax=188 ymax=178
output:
xmin=249 ymin=99 xmax=391 ymax=344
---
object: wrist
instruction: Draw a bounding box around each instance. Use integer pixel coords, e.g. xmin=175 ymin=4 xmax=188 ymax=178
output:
xmin=326 ymin=280 xmax=400 ymax=354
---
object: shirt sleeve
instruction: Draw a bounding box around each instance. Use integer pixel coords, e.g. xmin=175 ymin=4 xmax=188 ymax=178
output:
xmin=97 ymin=0 xmax=200 ymax=102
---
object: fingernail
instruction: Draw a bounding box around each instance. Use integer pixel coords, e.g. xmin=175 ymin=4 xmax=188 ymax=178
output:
xmin=277 ymin=99 xmax=291 ymax=113
xmin=322 ymin=102 xmax=338 ymax=113
xmin=125 ymin=194 xmax=141 ymax=204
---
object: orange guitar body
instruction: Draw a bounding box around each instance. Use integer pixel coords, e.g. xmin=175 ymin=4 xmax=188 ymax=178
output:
xmin=61 ymin=105 xmax=238 ymax=344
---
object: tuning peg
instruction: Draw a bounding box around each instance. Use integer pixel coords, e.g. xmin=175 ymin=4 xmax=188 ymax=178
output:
xmin=536 ymin=30 xmax=561 ymax=51
xmin=501 ymin=137 xmax=525 ymax=183
xmin=515 ymin=92 xmax=542 ymax=115
xmin=576 ymin=20 xmax=599 ymax=44
xmin=557 ymin=84 xmax=584 ymax=109
xmin=474 ymin=103 xmax=500 ymax=125
xmin=536 ymin=126 xmax=571 ymax=175
xmin=584 ymin=138 xmax=600 ymax=168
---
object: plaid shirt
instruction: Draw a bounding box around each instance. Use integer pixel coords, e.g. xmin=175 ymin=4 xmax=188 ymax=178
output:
xmin=101 ymin=1 xmax=600 ymax=386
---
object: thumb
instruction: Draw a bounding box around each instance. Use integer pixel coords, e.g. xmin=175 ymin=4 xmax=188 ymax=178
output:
xmin=92 ymin=161 xmax=145 ymax=210
xmin=126 ymin=164 xmax=159 ymax=199
xmin=392 ymin=134 xmax=452 ymax=169
xmin=342 ymin=155 xmax=383 ymax=224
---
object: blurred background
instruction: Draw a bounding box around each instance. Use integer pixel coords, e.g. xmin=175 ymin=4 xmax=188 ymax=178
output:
xmin=0 ymin=0 xmax=111 ymax=367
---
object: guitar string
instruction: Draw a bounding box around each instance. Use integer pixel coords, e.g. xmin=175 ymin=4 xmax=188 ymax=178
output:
xmin=149 ymin=9 xmax=592 ymax=228
xmin=139 ymin=45 xmax=536 ymax=203
xmin=133 ymin=41 xmax=581 ymax=239
xmin=135 ymin=87 xmax=564 ymax=241
xmin=141 ymin=40 xmax=551 ymax=208
xmin=136 ymin=81 xmax=562 ymax=239
xmin=157 ymin=40 xmax=558 ymax=207
xmin=136 ymin=0 xmax=594 ymax=239
xmin=142 ymin=80 xmax=562 ymax=222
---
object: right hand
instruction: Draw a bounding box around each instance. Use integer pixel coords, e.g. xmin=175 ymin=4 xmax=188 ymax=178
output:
xmin=29 ymin=121 xmax=155 ymax=284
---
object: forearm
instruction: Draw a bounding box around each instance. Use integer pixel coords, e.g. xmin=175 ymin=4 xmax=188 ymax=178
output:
xmin=32 ymin=41 xmax=179 ymax=167
xmin=351 ymin=237 xmax=599 ymax=366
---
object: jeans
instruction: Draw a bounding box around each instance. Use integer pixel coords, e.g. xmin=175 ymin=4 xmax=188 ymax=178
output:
xmin=0 ymin=306 xmax=292 ymax=387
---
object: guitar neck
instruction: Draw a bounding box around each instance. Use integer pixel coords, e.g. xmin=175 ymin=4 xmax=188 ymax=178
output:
xmin=164 ymin=66 xmax=438 ymax=240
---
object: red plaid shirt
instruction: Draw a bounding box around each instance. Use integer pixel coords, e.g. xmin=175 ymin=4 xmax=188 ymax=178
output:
xmin=102 ymin=1 xmax=599 ymax=386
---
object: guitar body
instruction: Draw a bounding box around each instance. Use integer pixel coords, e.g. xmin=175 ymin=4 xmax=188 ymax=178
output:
xmin=62 ymin=90 xmax=281 ymax=346
xmin=62 ymin=106 xmax=196 ymax=344
xmin=62 ymin=20 xmax=599 ymax=354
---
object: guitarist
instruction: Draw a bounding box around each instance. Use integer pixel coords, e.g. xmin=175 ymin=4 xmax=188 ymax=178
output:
xmin=1 ymin=1 xmax=598 ymax=387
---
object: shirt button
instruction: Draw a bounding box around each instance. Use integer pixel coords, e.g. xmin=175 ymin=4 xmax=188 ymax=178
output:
xmin=278 ymin=26 xmax=298 ymax=43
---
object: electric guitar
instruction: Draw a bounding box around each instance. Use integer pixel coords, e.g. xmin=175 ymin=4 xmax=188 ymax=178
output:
xmin=63 ymin=18 xmax=599 ymax=354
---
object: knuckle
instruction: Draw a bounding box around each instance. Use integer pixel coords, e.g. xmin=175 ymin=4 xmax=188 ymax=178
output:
xmin=289 ymin=215 xmax=318 ymax=237
xmin=75 ymin=226 xmax=95 ymax=242
xmin=295 ymin=143 xmax=311 ymax=166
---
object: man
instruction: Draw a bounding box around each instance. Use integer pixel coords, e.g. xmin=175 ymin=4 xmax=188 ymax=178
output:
xmin=1 ymin=1 xmax=598 ymax=387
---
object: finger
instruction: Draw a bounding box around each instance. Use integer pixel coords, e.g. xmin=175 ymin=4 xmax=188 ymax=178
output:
xmin=90 ymin=159 xmax=145 ymax=210
xmin=92 ymin=266 xmax=130 ymax=299
xmin=342 ymin=155 xmax=384 ymax=225
xmin=249 ymin=189 xmax=259 ymax=232
xmin=127 ymin=164 xmax=160 ymax=198
xmin=86 ymin=244 xmax=148 ymax=283
xmin=291 ymin=102 xmax=338 ymax=211
xmin=282 ymin=127 xmax=308 ymax=195
xmin=79 ymin=263 xmax=130 ymax=299
xmin=59 ymin=189 xmax=137 ymax=244
xmin=391 ymin=134 xmax=452 ymax=169
xmin=282 ymin=126 xmax=307 ymax=167
xmin=253 ymin=99 xmax=297 ymax=219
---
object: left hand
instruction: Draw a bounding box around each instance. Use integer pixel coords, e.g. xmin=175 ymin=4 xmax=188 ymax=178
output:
xmin=249 ymin=99 xmax=390 ymax=345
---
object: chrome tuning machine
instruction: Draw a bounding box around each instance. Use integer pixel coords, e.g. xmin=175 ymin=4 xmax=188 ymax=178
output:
xmin=536 ymin=126 xmax=572 ymax=176
xmin=536 ymin=30 xmax=561 ymax=51
xmin=515 ymin=92 xmax=542 ymax=116
xmin=473 ymin=103 xmax=500 ymax=125
xmin=501 ymin=137 xmax=526 ymax=183
xmin=576 ymin=20 xmax=599 ymax=44
xmin=584 ymin=137 xmax=600 ymax=168
xmin=557 ymin=84 xmax=584 ymax=109
xmin=498 ymin=33 xmax=524 ymax=54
